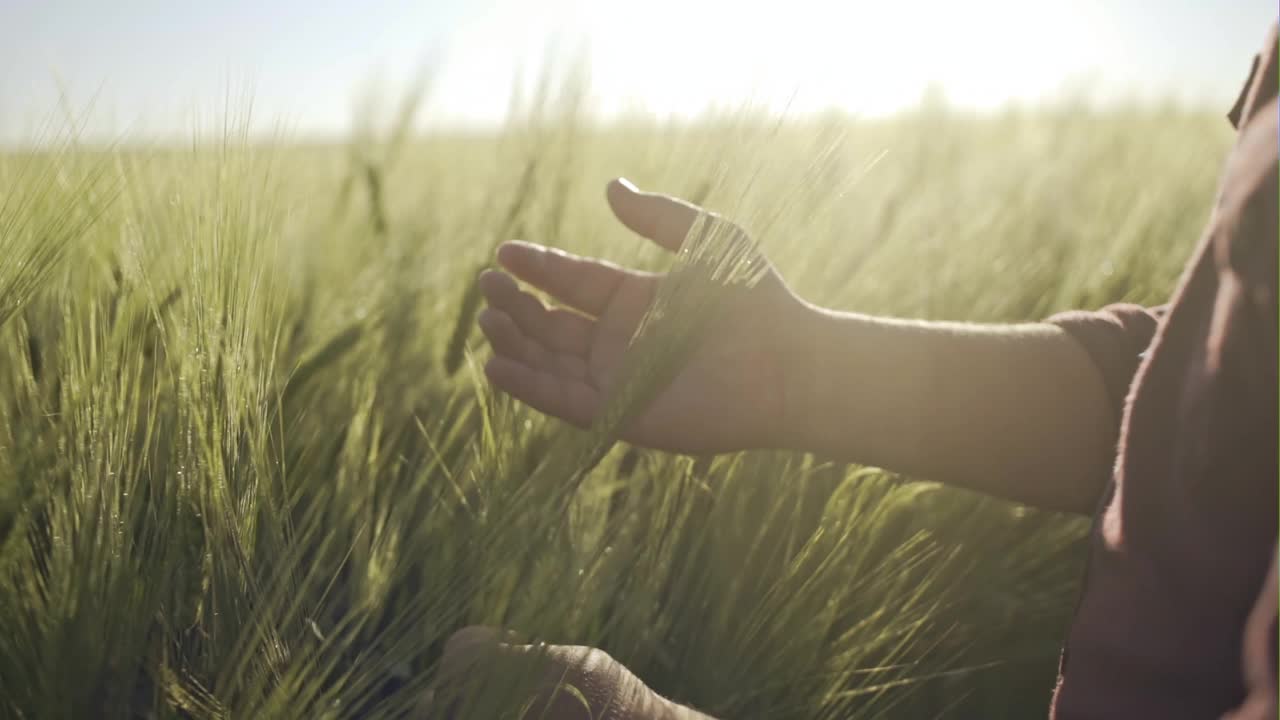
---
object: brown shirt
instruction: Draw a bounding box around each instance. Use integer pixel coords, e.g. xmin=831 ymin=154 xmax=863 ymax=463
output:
xmin=1046 ymin=23 xmax=1278 ymax=720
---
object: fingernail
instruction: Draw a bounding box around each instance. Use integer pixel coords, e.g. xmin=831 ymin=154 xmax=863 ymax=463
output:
xmin=617 ymin=177 xmax=638 ymax=192
xmin=502 ymin=239 xmax=539 ymax=257
xmin=495 ymin=241 xmax=526 ymax=269
xmin=523 ymin=241 xmax=552 ymax=268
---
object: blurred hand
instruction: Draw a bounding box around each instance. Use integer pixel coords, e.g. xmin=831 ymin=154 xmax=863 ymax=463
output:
xmin=432 ymin=626 xmax=712 ymax=720
xmin=478 ymin=178 xmax=807 ymax=454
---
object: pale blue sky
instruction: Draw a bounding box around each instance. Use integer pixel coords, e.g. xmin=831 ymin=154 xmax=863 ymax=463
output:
xmin=2 ymin=0 xmax=1275 ymax=145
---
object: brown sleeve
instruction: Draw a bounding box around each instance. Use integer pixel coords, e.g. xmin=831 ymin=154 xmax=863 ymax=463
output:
xmin=1222 ymin=546 xmax=1278 ymax=720
xmin=1228 ymin=54 xmax=1261 ymax=129
xmin=1216 ymin=26 xmax=1279 ymax=712
xmin=1054 ymin=23 xmax=1277 ymax=423
xmin=1217 ymin=68 xmax=1280 ymax=718
xmin=1047 ymin=304 xmax=1165 ymax=421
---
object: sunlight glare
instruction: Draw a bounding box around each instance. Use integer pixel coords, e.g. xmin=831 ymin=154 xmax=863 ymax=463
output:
xmin=575 ymin=0 xmax=1102 ymax=118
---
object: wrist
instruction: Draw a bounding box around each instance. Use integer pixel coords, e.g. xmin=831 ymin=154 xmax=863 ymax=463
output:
xmin=771 ymin=299 xmax=831 ymax=452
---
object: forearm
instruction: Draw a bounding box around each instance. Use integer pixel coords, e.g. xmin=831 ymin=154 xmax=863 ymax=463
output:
xmin=661 ymin=700 xmax=717 ymax=720
xmin=776 ymin=304 xmax=1117 ymax=513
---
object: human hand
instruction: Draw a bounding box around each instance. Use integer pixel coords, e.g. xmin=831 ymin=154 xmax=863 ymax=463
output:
xmin=430 ymin=626 xmax=713 ymax=720
xmin=478 ymin=178 xmax=808 ymax=454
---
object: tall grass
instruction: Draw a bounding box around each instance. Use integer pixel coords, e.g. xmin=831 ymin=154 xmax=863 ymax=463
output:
xmin=0 ymin=94 xmax=1231 ymax=719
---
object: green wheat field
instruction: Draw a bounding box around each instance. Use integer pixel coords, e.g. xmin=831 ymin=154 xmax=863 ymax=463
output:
xmin=0 ymin=90 xmax=1232 ymax=719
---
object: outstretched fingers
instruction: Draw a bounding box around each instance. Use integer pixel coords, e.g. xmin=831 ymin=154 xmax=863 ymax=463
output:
xmin=477 ymin=307 xmax=588 ymax=381
xmin=484 ymin=355 xmax=601 ymax=427
xmin=496 ymin=241 xmax=634 ymax=318
xmin=478 ymin=269 xmax=594 ymax=357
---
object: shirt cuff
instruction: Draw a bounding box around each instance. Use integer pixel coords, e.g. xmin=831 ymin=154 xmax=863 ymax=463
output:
xmin=1047 ymin=304 xmax=1164 ymax=421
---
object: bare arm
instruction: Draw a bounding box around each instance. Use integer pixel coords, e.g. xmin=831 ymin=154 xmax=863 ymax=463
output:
xmin=479 ymin=179 xmax=1117 ymax=515
xmin=776 ymin=308 xmax=1115 ymax=513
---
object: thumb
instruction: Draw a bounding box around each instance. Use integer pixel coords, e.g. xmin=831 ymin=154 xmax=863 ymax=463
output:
xmin=606 ymin=177 xmax=707 ymax=253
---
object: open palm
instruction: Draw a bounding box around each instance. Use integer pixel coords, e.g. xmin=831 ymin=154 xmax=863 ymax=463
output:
xmin=477 ymin=178 xmax=806 ymax=454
